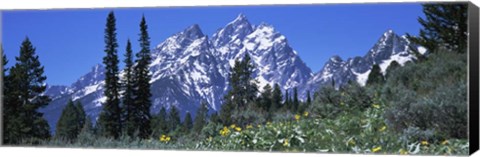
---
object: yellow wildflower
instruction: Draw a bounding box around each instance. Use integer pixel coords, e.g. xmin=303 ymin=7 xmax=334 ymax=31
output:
xmin=246 ymin=124 xmax=253 ymax=129
xmin=235 ymin=126 xmax=242 ymax=132
xmin=159 ymin=134 xmax=171 ymax=143
xmin=230 ymin=124 xmax=236 ymax=129
xmin=421 ymin=140 xmax=429 ymax=145
xmin=441 ymin=140 xmax=449 ymax=145
xmin=399 ymin=148 xmax=408 ymax=155
xmin=372 ymin=104 xmax=380 ymax=109
xmin=220 ymin=126 xmax=231 ymax=137
xmin=283 ymin=139 xmax=289 ymax=147
xmin=303 ymin=111 xmax=309 ymax=117
xmin=166 ymin=136 xmax=171 ymax=142
xmin=347 ymin=138 xmax=355 ymax=146
xmin=294 ymin=114 xmax=301 ymax=121
xmin=372 ymin=146 xmax=382 ymax=153
xmin=267 ymin=121 xmax=272 ymax=125
xmin=379 ymin=126 xmax=387 ymax=132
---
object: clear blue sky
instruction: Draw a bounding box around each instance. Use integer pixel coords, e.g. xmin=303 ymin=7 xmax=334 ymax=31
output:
xmin=2 ymin=3 xmax=424 ymax=86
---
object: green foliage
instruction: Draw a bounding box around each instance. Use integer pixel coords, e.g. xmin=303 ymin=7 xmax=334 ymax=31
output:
xmin=292 ymin=87 xmax=299 ymax=112
xmin=271 ymin=83 xmax=283 ymax=111
xmin=382 ymin=50 xmax=467 ymax=139
xmin=131 ymin=15 xmax=153 ymax=139
xmin=181 ymin=112 xmax=193 ymax=134
xmin=98 ymin=11 xmax=122 ymax=139
xmin=168 ymin=106 xmax=181 ymax=133
xmin=407 ymin=3 xmax=467 ymax=54
xmin=56 ymin=100 xmax=86 ymax=142
xmin=385 ymin=61 xmax=400 ymax=79
xmin=366 ymin=64 xmax=384 ymax=86
xmin=258 ymin=84 xmax=272 ymax=112
xmin=3 ymin=37 xmax=51 ymax=144
xmin=151 ymin=106 xmax=168 ymax=137
xmin=122 ymin=39 xmax=136 ymax=136
xmin=193 ymin=101 xmax=209 ymax=134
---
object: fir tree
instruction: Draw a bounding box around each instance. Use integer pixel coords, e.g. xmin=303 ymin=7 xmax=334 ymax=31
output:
xmin=258 ymin=84 xmax=272 ymax=111
xmin=56 ymin=100 xmax=86 ymax=141
xmin=219 ymin=53 xmax=258 ymax=125
xmin=122 ymin=39 xmax=136 ymax=136
xmin=292 ymin=87 xmax=299 ymax=112
xmin=168 ymin=106 xmax=181 ymax=132
xmin=131 ymin=15 xmax=153 ymax=139
xmin=306 ymin=90 xmax=312 ymax=106
xmin=4 ymin=37 xmax=51 ymax=144
xmin=151 ymin=106 xmax=168 ymax=137
xmin=366 ymin=64 xmax=384 ymax=86
xmin=193 ymin=101 xmax=209 ymax=133
xmin=407 ymin=3 xmax=467 ymax=54
xmin=271 ymin=83 xmax=283 ymax=111
xmin=182 ymin=112 xmax=193 ymax=134
xmin=284 ymin=90 xmax=290 ymax=110
xmin=385 ymin=61 xmax=401 ymax=79
xmin=98 ymin=11 xmax=122 ymax=139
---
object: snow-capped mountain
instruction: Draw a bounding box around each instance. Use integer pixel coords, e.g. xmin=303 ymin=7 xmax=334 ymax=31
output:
xmin=301 ymin=29 xmax=425 ymax=97
xmin=40 ymin=14 xmax=422 ymax=133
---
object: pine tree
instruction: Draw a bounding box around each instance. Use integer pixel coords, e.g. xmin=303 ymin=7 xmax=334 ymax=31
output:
xmin=151 ymin=106 xmax=168 ymax=137
xmin=366 ymin=64 xmax=384 ymax=86
xmin=258 ymin=84 xmax=272 ymax=111
xmin=407 ymin=3 xmax=467 ymax=54
xmin=56 ymin=100 xmax=85 ymax=141
xmin=385 ymin=61 xmax=401 ymax=79
xmin=306 ymin=90 xmax=312 ymax=106
xmin=292 ymin=87 xmax=299 ymax=112
xmin=98 ymin=11 xmax=122 ymax=139
xmin=219 ymin=53 xmax=258 ymax=125
xmin=122 ymin=39 xmax=136 ymax=136
xmin=271 ymin=83 xmax=283 ymax=111
xmin=3 ymin=37 xmax=51 ymax=144
xmin=193 ymin=101 xmax=209 ymax=133
xmin=284 ymin=90 xmax=290 ymax=110
xmin=131 ymin=15 xmax=153 ymax=139
xmin=182 ymin=112 xmax=193 ymax=134
xmin=168 ymin=106 xmax=181 ymax=132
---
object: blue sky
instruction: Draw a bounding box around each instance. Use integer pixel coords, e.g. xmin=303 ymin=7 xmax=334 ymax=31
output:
xmin=2 ymin=3 xmax=424 ymax=86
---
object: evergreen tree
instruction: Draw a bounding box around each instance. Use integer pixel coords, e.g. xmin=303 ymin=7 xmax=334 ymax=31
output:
xmin=182 ymin=112 xmax=193 ymax=134
xmin=219 ymin=53 xmax=258 ymax=125
xmin=407 ymin=3 xmax=467 ymax=54
xmin=168 ymin=106 xmax=181 ymax=132
xmin=385 ymin=61 xmax=401 ymax=79
xmin=81 ymin=116 xmax=93 ymax=134
xmin=56 ymin=100 xmax=85 ymax=141
xmin=131 ymin=15 xmax=153 ymax=139
xmin=366 ymin=64 xmax=384 ymax=86
xmin=122 ymin=39 xmax=136 ymax=135
xmin=98 ymin=11 xmax=122 ymax=139
xmin=151 ymin=106 xmax=168 ymax=137
xmin=284 ymin=90 xmax=290 ymax=110
xmin=258 ymin=84 xmax=272 ymax=111
xmin=271 ymin=83 xmax=283 ymax=111
xmin=306 ymin=90 xmax=312 ymax=106
xmin=4 ymin=37 xmax=51 ymax=144
xmin=193 ymin=101 xmax=209 ymax=133
xmin=292 ymin=87 xmax=299 ymax=112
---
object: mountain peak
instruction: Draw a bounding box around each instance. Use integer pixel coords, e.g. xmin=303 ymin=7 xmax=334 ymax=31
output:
xmin=182 ymin=24 xmax=205 ymax=39
xmin=230 ymin=13 xmax=249 ymax=25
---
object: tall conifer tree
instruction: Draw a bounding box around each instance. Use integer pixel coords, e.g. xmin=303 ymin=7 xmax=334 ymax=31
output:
xmin=122 ymin=39 xmax=136 ymax=136
xmin=132 ymin=15 xmax=153 ymax=138
xmin=98 ymin=11 xmax=122 ymax=139
xmin=193 ymin=101 xmax=208 ymax=133
xmin=271 ymin=83 xmax=283 ymax=111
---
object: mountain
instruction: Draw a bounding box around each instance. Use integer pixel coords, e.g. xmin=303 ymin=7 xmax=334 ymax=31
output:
xmin=301 ymin=29 xmax=426 ymax=97
xmin=40 ymin=14 xmax=423 ymax=133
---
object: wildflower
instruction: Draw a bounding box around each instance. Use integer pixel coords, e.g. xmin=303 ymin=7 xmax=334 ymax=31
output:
xmin=399 ymin=148 xmax=408 ymax=155
xmin=220 ymin=126 xmax=231 ymax=137
xmin=441 ymin=140 xmax=449 ymax=145
xmin=166 ymin=136 xmax=171 ymax=142
xmin=303 ymin=111 xmax=309 ymax=117
xmin=267 ymin=121 xmax=272 ymax=125
xmin=230 ymin=124 xmax=236 ymax=129
xmin=372 ymin=104 xmax=380 ymax=109
xmin=347 ymin=138 xmax=355 ymax=146
xmin=159 ymin=134 xmax=171 ymax=143
xmin=235 ymin=126 xmax=242 ymax=132
xmin=372 ymin=146 xmax=382 ymax=153
xmin=294 ymin=114 xmax=301 ymax=121
xmin=283 ymin=139 xmax=289 ymax=147
xmin=208 ymin=136 xmax=213 ymax=142
xmin=421 ymin=140 xmax=429 ymax=145
xmin=246 ymin=124 xmax=253 ymax=129
xmin=378 ymin=126 xmax=387 ymax=132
